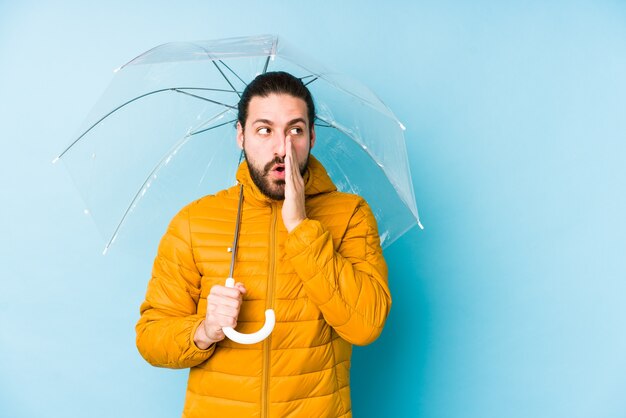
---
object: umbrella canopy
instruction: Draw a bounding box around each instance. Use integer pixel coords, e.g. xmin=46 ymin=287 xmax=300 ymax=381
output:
xmin=56 ymin=34 xmax=422 ymax=254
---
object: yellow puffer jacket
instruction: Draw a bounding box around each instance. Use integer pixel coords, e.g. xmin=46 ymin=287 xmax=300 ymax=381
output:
xmin=136 ymin=156 xmax=391 ymax=418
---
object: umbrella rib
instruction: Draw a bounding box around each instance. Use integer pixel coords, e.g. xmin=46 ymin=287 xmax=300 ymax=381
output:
xmin=314 ymin=119 xmax=332 ymax=128
xmin=262 ymin=55 xmax=271 ymax=74
xmin=219 ymin=60 xmax=247 ymax=86
xmin=189 ymin=118 xmax=237 ymax=136
xmin=212 ymin=61 xmax=241 ymax=99
xmin=177 ymin=87 xmax=242 ymax=93
xmin=315 ymin=115 xmax=420 ymax=224
xmin=56 ymin=87 xmax=237 ymax=160
xmin=103 ymin=109 xmax=233 ymax=253
xmin=303 ymin=76 xmax=318 ymax=87
xmin=172 ymin=89 xmax=237 ymax=109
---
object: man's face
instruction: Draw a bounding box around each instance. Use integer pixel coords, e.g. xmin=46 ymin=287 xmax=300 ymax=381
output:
xmin=237 ymin=93 xmax=316 ymax=200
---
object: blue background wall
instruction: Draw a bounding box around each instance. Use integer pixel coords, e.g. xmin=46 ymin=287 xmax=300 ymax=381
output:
xmin=2 ymin=1 xmax=625 ymax=417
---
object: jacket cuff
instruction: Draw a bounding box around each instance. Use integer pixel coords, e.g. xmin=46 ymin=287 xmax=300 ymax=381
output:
xmin=183 ymin=317 xmax=216 ymax=364
xmin=286 ymin=218 xmax=326 ymax=254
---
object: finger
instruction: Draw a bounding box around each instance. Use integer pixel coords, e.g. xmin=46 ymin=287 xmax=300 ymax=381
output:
xmin=286 ymin=136 xmax=299 ymax=180
xmin=284 ymin=136 xmax=293 ymax=187
xmin=208 ymin=328 xmax=225 ymax=340
xmin=212 ymin=304 xmax=240 ymax=318
xmin=206 ymin=306 xmax=239 ymax=327
xmin=210 ymin=285 xmax=244 ymax=299
xmin=212 ymin=313 xmax=237 ymax=328
xmin=289 ymin=138 xmax=304 ymax=187
xmin=203 ymin=322 xmax=225 ymax=341
xmin=209 ymin=297 xmax=241 ymax=311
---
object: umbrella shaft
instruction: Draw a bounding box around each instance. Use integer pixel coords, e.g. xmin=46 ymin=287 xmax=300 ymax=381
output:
xmin=229 ymin=184 xmax=244 ymax=278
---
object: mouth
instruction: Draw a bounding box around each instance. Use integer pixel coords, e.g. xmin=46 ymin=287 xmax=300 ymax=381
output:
xmin=268 ymin=164 xmax=286 ymax=179
xmin=270 ymin=163 xmax=285 ymax=173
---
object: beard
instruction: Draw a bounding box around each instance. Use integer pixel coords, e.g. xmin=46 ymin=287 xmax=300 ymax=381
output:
xmin=244 ymin=150 xmax=310 ymax=201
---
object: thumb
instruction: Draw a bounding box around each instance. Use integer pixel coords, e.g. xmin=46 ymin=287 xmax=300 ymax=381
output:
xmin=234 ymin=282 xmax=247 ymax=294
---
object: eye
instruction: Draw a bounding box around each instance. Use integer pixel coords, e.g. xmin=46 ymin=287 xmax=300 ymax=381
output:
xmin=289 ymin=127 xmax=304 ymax=136
xmin=257 ymin=127 xmax=270 ymax=135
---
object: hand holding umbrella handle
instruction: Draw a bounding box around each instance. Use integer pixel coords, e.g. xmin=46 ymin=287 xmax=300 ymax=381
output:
xmin=222 ymin=278 xmax=275 ymax=344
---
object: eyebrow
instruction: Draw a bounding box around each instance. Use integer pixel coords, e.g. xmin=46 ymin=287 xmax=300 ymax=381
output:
xmin=252 ymin=118 xmax=308 ymax=126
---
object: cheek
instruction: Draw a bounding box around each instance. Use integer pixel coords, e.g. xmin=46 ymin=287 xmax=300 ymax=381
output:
xmin=295 ymin=143 xmax=311 ymax=158
xmin=245 ymin=142 xmax=273 ymax=162
xmin=243 ymin=140 xmax=260 ymax=154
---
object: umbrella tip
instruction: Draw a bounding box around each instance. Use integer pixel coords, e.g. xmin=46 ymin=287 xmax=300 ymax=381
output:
xmin=103 ymin=233 xmax=118 ymax=255
xmin=113 ymin=66 xmax=122 ymax=73
xmin=52 ymin=156 xmax=60 ymax=164
xmin=417 ymin=220 xmax=424 ymax=230
xmin=399 ymin=122 xmax=406 ymax=131
xmin=103 ymin=238 xmax=113 ymax=255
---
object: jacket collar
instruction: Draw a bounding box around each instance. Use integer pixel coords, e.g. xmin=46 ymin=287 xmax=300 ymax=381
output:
xmin=235 ymin=155 xmax=337 ymax=206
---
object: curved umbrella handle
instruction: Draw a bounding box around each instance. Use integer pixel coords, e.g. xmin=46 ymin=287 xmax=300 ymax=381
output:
xmin=222 ymin=278 xmax=275 ymax=344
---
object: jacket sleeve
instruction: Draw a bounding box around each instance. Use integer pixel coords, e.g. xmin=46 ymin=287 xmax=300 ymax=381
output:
xmin=135 ymin=205 xmax=215 ymax=368
xmin=284 ymin=198 xmax=391 ymax=346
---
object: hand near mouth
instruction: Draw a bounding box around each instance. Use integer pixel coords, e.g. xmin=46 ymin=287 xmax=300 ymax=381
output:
xmin=282 ymin=135 xmax=306 ymax=232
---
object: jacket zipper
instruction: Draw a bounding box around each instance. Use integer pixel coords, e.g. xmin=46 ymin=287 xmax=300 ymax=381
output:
xmin=262 ymin=203 xmax=278 ymax=418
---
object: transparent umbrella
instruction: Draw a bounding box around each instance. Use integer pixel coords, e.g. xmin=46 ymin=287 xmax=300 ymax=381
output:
xmin=55 ymin=34 xmax=423 ymax=256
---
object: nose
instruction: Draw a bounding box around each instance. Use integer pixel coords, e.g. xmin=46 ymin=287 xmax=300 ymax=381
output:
xmin=273 ymin=132 xmax=287 ymax=157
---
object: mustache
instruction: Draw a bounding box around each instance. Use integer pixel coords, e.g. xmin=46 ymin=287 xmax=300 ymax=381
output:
xmin=263 ymin=156 xmax=285 ymax=174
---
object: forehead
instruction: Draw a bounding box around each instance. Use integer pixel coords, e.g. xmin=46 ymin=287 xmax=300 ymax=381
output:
xmin=247 ymin=93 xmax=309 ymax=125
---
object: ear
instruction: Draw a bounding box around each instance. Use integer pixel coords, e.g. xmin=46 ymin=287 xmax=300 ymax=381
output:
xmin=309 ymin=124 xmax=316 ymax=149
xmin=236 ymin=121 xmax=244 ymax=149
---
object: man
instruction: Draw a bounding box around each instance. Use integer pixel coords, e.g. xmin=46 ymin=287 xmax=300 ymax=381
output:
xmin=136 ymin=71 xmax=391 ymax=417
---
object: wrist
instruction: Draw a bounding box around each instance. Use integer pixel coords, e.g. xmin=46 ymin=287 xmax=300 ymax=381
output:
xmin=286 ymin=217 xmax=306 ymax=233
xmin=193 ymin=320 xmax=216 ymax=350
